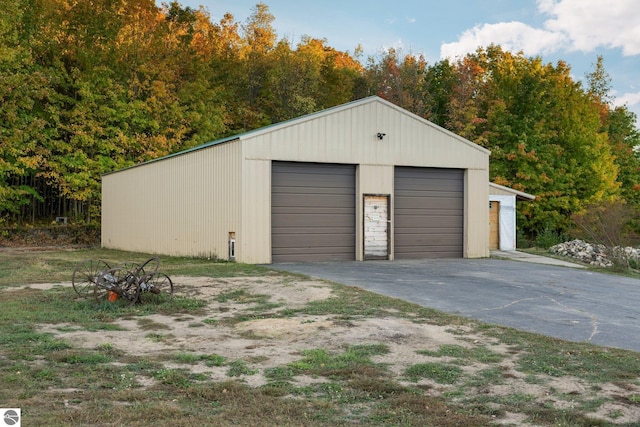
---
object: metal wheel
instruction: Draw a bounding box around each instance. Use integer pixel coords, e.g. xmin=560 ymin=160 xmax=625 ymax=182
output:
xmin=96 ymin=267 xmax=140 ymax=304
xmin=138 ymin=257 xmax=160 ymax=276
xmin=113 ymin=261 xmax=146 ymax=283
xmin=137 ymin=272 xmax=173 ymax=304
xmin=72 ymin=259 xmax=110 ymax=299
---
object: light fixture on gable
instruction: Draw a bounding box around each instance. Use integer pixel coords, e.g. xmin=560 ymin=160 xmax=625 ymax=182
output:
xmin=376 ymin=132 xmax=386 ymax=140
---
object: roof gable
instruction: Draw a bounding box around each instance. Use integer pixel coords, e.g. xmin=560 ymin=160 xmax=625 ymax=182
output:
xmin=242 ymin=96 xmax=490 ymax=156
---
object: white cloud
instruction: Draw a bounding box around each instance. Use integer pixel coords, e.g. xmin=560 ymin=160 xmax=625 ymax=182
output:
xmin=541 ymin=0 xmax=640 ymax=56
xmin=616 ymin=91 xmax=640 ymax=108
xmin=536 ymin=0 xmax=556 ymax=14
xmin=441 ymin=0 xmax=640 ymax=60
xmin=440 ymin=21 xmax=566 ymax=60
xmin=380 ymin=39 xmax=407 ymax=54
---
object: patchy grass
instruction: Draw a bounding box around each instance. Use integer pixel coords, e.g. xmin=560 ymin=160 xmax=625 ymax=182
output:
xmin=1 ymin=248 xmax=640 ymax=426
xmin=404 ymin=362 xmax=464 ymax=384
xmin=481 ymin=325 xmax=640 ymax=383
xmin=0 ymin=247 xmax=274 ymax=287
xmin=417 ymin=343 xmax=505 ymax=364
xmin=297 ymin=283 xmax=462 ymax=326
xmin=287 ymin=345 xmax=390 ymax=381
xmin=171 ymin=352 xmax=227 ymax=367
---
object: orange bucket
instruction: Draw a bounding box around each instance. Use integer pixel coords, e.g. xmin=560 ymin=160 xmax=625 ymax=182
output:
xmin=108 ymin=291 xmax=118 ymax=302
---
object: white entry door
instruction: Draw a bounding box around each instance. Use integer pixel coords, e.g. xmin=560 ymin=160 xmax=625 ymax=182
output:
xmin=364 ymin=195 xmax=389 ymax=260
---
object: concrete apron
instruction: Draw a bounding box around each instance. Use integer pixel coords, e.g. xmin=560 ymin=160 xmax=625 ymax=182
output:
xmin=491 ymin=250 xmax=586 ymax=269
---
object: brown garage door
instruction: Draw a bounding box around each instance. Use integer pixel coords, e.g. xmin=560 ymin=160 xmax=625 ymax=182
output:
xmin=272 ymin=162 xmax=356 ymax=262
xmin=394 ymin=167 xmax=464 ymax=259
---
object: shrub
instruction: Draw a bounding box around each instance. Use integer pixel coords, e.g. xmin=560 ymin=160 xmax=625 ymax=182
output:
xmin=571 ymin=200 xmax=639 ymax=248
xmin=0 ymin=224 xmax=100 ymax=247
xmin=534 ymin=227 xmax=567 ymax=249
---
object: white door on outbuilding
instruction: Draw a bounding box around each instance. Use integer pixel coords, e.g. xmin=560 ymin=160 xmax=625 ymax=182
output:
xmin=364 ymin=195 xmax=389 ymax=260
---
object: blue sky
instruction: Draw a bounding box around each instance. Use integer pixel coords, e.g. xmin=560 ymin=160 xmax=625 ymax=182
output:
xmin=170 ymin=0 xmax=640 ymax=125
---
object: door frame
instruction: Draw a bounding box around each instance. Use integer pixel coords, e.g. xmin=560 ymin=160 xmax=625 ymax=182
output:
xmin=363 ymin=194 xmax=391 ymax=260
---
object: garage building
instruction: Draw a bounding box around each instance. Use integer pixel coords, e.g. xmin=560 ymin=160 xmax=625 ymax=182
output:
xmin=102 ymin=96 xmax=490 ymax=263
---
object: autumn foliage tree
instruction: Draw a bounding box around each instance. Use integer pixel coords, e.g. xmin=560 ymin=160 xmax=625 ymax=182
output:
xmin=0 ymin=0 xmax=362 ymax=223
xmin=449 ymin=46 xmax=621 ymax=234
xmin=1 ymin=2 xmax=639 ymax=245
xmin=362 ymin=45 xmax=640 ymax=239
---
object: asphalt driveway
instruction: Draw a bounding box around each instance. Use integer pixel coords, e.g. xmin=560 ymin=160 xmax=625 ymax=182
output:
xmin=270 ymin=258 xmax=640 ymax=353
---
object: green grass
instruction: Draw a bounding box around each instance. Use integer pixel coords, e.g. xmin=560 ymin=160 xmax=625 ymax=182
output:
xmin=482 ymin=325 xmax=640 ymax=383
xmin=0 ymin=288 xmax=207 ymax=342
xmin=0 ymin=247 xmax=274 ymax=287
xmin=152 ymin=368 xmax=198 ymax=388
xmin=464 ymin=366 xmax=510 ymax=387
xmin=227 ymin=360 xmax=259 ymax=377
xmin=297 ymin=284 xmax=464 ymax=326
xmin=171 ymin=352 xmax=226 ymax=367
xmin=264 ymin=366 xmax=296 ymax=382
xmin=288 ymin=345 xmax=390 ymax=381
xmin=403 ymin=362 xmax=464 ymax=384
xmin=417 ymin=343 xmax=505 ymax=364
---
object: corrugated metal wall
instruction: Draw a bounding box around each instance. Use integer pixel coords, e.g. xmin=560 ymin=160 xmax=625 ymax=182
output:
xmin=242 ymin=98 xmax=490 ymax=261
xmin=243 ymin=101 xmax=487 ymax=170
xmin=102 ymin=141 xmax=242 ymax=258
xmin=240 ymin=159 xmax=271 ymax=264
xmin=465 ymin=169 xmax=490 ymax=257
xmin=103 ymin=97 xmax=490 ymax=262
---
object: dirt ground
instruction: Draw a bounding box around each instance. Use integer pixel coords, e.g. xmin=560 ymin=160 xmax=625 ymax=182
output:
xmin=15 ymin=275 xmax=640 ymax=425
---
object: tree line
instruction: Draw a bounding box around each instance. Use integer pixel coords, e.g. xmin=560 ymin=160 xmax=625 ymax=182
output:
xmin=1 ymin=0 xmax=639 ymax=241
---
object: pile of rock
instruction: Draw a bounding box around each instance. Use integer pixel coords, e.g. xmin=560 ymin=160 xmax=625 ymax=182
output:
xmin=549 ymin=239 xmax=640 ymax=268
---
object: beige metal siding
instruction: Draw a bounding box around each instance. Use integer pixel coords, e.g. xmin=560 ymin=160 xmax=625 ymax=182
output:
xmin=244 ymin=101 xmax=488 ymax=170
xmin=241 ymin=98 xmax=489 ymax=261
xmin=466 ymin=169 xmax=490 ymax=258
xmin=489 ymin=186 xmax=514 ymax=197
xmin=103 ymin=97 xmax=490 ymax=262
xmin=102 ymin=141 xmax=242 ymax=258
xmin=240 ymin=159 xmax=271 ymax=263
